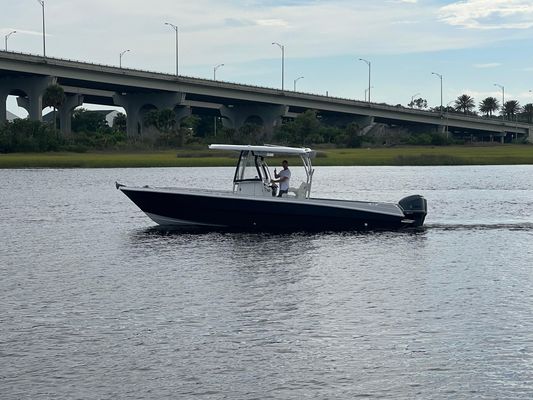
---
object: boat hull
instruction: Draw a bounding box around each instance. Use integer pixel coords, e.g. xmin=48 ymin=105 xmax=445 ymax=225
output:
xmin=119 ymin=187 xmax=426 ymax=231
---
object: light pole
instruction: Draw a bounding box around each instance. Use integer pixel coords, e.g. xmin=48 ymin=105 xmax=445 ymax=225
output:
xmin=293 ymin=76 xmax=304 ymax=91
xmin=119 ymin=49 xmax=130 ymax=68
xmin=445 ymin=100 xmax=454 ymax=139
xmin=359 ymin=58 xmax=371 ymax=103
xmin=494 ymin=83 xmax=505 ymax=118
xmin=431 ymin=72 xmax=443 ymax=112
xmin=364 ymin=86 xmax=374 ymax=102
xmin=272 ymin=42 xmax=284 ymax=91
xmin=410 ymin=92 xmax=420 ymax=107
xmin=4 ymin=30 xmax=16 ymax=51
xmin=164 ymin=22 xmax=179 ymax=76
xmin=213 ymin=63 xmax=224 ymax=80
xmin=213 ymin=63 xmax=224 ymax=137
xmin=36 ymin=0 xmax=45 ymax=57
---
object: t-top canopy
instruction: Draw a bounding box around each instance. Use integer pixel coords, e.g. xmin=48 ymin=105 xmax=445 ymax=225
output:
xmin=209 ymin=144 xmax=314 ymax=157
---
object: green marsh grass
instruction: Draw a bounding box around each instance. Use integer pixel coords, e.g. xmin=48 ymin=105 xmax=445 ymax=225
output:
xmin=1 ymin=145 xmax=532 ymax=168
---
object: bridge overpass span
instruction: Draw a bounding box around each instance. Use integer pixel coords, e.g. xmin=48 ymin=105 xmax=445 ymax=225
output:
xmin=1 ymin=51 xmax=531 ymax=141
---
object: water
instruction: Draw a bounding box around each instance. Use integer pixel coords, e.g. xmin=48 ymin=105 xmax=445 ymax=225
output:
xmin=1 ymin=166 xmax=532 ymax=399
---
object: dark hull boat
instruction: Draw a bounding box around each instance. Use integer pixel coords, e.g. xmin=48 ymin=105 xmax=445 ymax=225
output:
xmin=117 ymin=145 xmax=427 ymax=232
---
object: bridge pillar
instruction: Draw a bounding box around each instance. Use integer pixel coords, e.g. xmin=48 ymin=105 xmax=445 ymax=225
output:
xmin=0 ymin=76 xmax=56 ymax=122
xmin=220 ymin=104 xmax=288 ymax=135
xmin=59 ymin=94 xmax=84 ymax=135
xmin=0 ymin=90 xmax=7 ymax=125
xmin=432 ymin=125 xmax=446 ymax=135
xmin=113 ymin=92 xmax=186 ymax=137
xmin=174 ymin=105 xmax=192 ymax=124
xmin=354 ymin=116 xmax=375 ymax=135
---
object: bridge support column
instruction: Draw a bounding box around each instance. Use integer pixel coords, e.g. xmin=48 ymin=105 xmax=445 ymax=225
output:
xmin=432 ymin=125 xmax=446 ymax=135
xmin=0 ymin=90 xmax=7 ymax=125
xmin=59 ymin=94 xmax=84 ymax=135
xmin=174 ymin=105 xmax=191 ymax=125
xmin=354 ymin=116 xmax=375 ymax=135
xmin=0 ymin=76 xmax=56 ymax=122
xmin=113 ymin=92 xmax=186 ymax=137
xmin=220 ymin=104 xmax=288 ymax=135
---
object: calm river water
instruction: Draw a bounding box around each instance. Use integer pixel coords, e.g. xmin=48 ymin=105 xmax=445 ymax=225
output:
xmin=1 ymin=166 xmax=532 ymax=399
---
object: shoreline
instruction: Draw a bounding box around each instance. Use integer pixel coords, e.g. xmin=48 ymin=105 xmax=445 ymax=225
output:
xmin=1 ymin=145 xmax=532 ymax=168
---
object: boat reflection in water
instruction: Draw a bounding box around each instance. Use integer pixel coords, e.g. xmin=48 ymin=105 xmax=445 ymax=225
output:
xmin=117 ymin=144 xmax=427 ymax=231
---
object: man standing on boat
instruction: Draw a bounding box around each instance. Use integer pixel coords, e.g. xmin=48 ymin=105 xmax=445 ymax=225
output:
xmin=272 ymin=160 xmax=291 ymax=197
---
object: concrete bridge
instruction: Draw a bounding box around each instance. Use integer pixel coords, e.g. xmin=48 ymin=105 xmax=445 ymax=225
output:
xmin=1 ymin=51 xmax=531 ymax=142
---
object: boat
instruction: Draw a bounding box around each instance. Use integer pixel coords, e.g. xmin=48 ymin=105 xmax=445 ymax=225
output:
xmin=116 ymin=144 xmax=427 ymax=231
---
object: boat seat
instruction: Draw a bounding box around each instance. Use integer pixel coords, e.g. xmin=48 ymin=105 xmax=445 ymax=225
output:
xmin=288 ymin=182 xmax=308 ymax=198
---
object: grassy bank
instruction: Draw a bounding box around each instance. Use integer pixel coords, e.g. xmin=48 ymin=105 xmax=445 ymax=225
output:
xmin=1 ymin=145 xmax=532 ymax=168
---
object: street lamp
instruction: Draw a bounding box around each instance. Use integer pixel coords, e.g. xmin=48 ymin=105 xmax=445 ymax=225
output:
xmin=359 ymin=58 xmax=371 ymax=103
xmin=4 ymin=30 xmax=16 ymax=51
xmin=36 ymin=0 xmax=45 ymax=57
xmin=410 ymin=92 xmax=420 ymax=107
xmin=213 ymin=63 xmax=224 ymax=80
xmin=213 ymin=63 xmax=224 ymax=137
xmin=431 ymin=72 xmax=443 ymax=112
xmin=119 ymin=49 xmax=130 ymax=68
xmin=364 ymin=86 xmax=374 ymax=102
xmin=445 ymin=100 xmax=454 ymax=140
xmin=164 ymin=22 xmax=179 ymax=76
xmin=293 ymin=76 xmax=304 ymax=91
xmin=272 ymin=42 xmax=285 ymax=91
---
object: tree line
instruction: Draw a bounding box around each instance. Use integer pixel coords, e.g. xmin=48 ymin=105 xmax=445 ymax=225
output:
xmin=410 ymin=94 xmax=533 ymax=122
xmin=2 ymin=84 xmax=531 ymax=153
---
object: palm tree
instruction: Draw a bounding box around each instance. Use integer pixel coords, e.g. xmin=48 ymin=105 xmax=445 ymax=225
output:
xmin=43 ymin=84 xmax=65 ymax=130
xmin=479 ymin=97 xmax=499 ymax=117
xmin=113 ymin=112 xmax=127 ymax=133
xmin=454 ymin=94 xmax=476 ymax=114
xmin=143 ymin=109 xmax=160 ymax=128
xmin=503 ymin=100 xmax=520 ymax=120
xmin=157 ymin=109 xmax=177 ymax=132
xmin=521 ymin=103 xmax=533 ymax=124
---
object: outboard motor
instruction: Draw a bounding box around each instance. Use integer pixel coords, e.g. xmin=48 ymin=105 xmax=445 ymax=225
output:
xmin=399 ymin=195 xmax=427 ymax=227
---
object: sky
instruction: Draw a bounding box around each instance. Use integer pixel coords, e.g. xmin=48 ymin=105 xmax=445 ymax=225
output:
xmin=2 ymin=0 xmax=533 ymax=116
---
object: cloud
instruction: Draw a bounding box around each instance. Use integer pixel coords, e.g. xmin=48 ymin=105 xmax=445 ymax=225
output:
xmin=255 ymin=19 xmax=289 ymax=27
xmin=223 ymin=18 xmax=255 ymax=28
xmin=3 ymin=0 xmax=532 ymax=69
xmin=473 ymin=62 xmax=502 ymax=68
xmin=439 ymin=0 xmax=533 ymax=30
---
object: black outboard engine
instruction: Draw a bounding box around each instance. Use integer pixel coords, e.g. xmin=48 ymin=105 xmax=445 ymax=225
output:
xmin=399 ymin=195 xmax=427 ymax=227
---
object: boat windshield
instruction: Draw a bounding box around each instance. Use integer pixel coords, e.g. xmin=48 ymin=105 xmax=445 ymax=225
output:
xmin=234 ymin=151 xmax=270 ymax=183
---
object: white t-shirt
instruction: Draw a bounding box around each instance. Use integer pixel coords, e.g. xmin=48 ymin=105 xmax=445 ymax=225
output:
xmin=279 ymin=168 xmax=291 ymax=191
